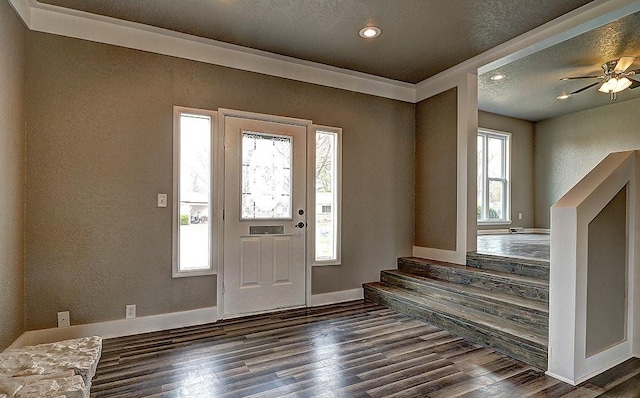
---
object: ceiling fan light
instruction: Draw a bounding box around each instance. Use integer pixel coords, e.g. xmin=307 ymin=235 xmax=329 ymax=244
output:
xmin=615 ymin=77 xmax=633 ymax=92
xmin=599 ymin=77 xmax=633 ymax=93
xmin=598 ymin=78 xmax=615 ymax=93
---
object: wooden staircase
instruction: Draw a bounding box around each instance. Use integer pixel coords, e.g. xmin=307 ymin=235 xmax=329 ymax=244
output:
xmin=363 ymin=254 xmax=549 ymax=370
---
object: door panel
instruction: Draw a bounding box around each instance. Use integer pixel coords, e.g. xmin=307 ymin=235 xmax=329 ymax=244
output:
xmin=223 ymin=116 xmax=307 ymax=317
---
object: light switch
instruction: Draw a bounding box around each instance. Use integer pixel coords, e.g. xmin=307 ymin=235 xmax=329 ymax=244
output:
xmin=157 ymin=194 xmax=168 ymax=208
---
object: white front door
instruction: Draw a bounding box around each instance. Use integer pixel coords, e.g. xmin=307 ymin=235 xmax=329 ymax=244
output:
xmin=223 ymin=116 xmax=307 ymax=317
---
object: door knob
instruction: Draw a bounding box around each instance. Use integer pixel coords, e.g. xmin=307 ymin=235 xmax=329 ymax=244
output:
xmin=295 ymin=222 xmax=306 ymax=228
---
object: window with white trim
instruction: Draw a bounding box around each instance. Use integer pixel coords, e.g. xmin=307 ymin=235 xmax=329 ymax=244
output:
xmin=310 ymin=127 xmax=342 ymax=265
xmin=477 ymin=130 xmax=510 ymax=223
xmin=172 ymin=108 xmax=217 ymax=277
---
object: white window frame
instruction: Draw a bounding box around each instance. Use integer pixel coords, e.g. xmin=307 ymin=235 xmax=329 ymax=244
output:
xmin=172 ymin=106 xmax=221 ymax=277
xmin=477 ymin=129 xmax=511 ymax=225
xmin=307 ymin=125 xmax=342 ymax=266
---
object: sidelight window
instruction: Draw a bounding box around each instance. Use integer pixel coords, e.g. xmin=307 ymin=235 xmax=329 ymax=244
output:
xmin=172 ymin=107 xmax=218 ymax=277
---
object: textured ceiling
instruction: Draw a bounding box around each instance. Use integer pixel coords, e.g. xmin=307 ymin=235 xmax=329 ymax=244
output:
xmin=37 ymin=0 xmax=593 ymax=84
xmin=479 ymin=11 xmax=640 ymax=122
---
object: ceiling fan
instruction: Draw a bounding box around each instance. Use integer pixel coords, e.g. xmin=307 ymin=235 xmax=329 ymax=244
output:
xmin=560 ymin=56 xmax=640 ymax=100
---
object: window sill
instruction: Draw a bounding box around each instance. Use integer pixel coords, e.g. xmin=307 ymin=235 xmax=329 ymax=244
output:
xmin=477 ymin=220 xmax=512 ymax=226
xmin=312 ymin=261 xmax=341 ymax=267
xmin=172 ymin=269 xmax=216 ymax=278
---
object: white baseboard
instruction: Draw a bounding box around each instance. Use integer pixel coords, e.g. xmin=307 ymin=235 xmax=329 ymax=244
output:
xmin=546 ymin=354 xmax=639 ymax=386
xmin=477 ymin=228 xmax=511 ymax=235
xmin=7 ymin=333 xmax=29 ymax=350
xmin=310 ymin=288 xmax=363 ymax=307
xmin=528 ymin=228 xmax=551 ymax=234
xmin=477 ymin=228 xmax=550 ymax=235
xmin=8 ymin=306 xmax=217 ymax=349
xmin=545 ymin=371 xmax=578 ymax=386
xmin=413 ymin=246 xmax=466 ymax=265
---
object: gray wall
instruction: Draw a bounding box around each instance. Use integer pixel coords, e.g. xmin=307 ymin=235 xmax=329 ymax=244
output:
xmin=535 ymin=97 xmax=640 ymax=228
xmin=25 ymin=32 xmax=415 ymax=330
xmin=0 ymin=0 xmax=27 ymax=350
xmin=586 ymin=186 xmax=627 ymax=356
xmin=478 ymin=111 xmax=534 ymax=230
xmin=415 ymin=88 xmax=457 ymax=250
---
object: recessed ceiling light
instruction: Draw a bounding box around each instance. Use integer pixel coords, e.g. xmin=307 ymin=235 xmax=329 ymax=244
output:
xmin=490 ymin=74 xmax=505 ymax=81
xmin=557 ymin=94 xmax=571 ymax=100
xmin=359 ymin=26 xmax=381 ymax=39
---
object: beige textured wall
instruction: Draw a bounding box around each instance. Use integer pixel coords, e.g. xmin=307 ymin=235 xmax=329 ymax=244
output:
xmin=415 ymin=88 xmax=457 ymax=250
xmin=478 ymin=111 xmax=534 ymax=230
xmin=25 ymin=33 xmax=415 ymax=329
xmin=0 ymin=0 xmax=27 ymax=350
xmin=535 ymin=97 xmax=640 ymax=228
xmin=586 ymin=186 xmax=627 ymax=356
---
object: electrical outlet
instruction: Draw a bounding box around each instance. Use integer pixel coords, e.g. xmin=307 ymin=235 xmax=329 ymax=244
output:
xmin=126 ymin=304 xmax=136 ymax=319
xmin=518 ymin=212 xmax=522 ymax=220
xmin=57 ymin=311 xmax=70 ymax=328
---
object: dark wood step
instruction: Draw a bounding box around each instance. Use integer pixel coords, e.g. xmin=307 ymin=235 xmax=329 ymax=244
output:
xmin=380 ymin=270 xmax=548 ymax=331
xmin=398 ymin=257 xmax=548 ymax=303
xmin=467 ymin=252 xmax=549 ymax=280
xmin=363 ymin=282 xmax=548 ymax=370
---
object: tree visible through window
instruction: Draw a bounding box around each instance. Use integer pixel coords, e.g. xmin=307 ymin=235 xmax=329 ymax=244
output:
xmin=477 ymin=130 xmax=510 ymax=222
xmin=173 ymin=109 xmax=216 ymax=277
xmin=315 ymin=130 xmax=340 ymax=262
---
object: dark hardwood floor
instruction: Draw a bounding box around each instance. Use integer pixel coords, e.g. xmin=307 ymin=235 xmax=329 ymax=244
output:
xmin=91 ymin=300 xmax=640 ymax=397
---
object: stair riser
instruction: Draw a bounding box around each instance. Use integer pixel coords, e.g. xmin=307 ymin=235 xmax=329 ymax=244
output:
xmin=398 ymin=260 xmax=548 ymax=303
xmin=364 ymin=285 xmax=548 ymax=370
xmin=467 ymin=254 xmax=549 ymax=280
xmin=380 ymin=272 xmax=548 ymax=331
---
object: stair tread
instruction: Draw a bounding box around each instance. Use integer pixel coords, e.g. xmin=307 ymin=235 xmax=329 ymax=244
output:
xmin=364 ymin=281 xmax=548 ymax=349
xmin=383 ymin=269 xmax=548 ymax=314
xmin=401 ymin=257 xmax=549 ymax=289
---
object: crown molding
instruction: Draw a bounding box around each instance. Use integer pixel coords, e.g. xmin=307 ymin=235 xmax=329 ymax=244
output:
xmin=415 ymin=0 xmax=640 ymax=102
xmin=8 ymin=0 xmax=640 ymax=104
xmin=10 ymin=0 xmax=416 ymax=102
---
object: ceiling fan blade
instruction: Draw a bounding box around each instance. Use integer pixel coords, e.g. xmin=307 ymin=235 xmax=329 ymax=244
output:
xmin=569 ymin=82 xmax=599 ymax=94
xmin=629 ymin=79 xmax=640 ymax=89
xmin=560 ymin=75 xmax=601 ymax=80
xmin=614 ymin=56 xmax=636 ymax=72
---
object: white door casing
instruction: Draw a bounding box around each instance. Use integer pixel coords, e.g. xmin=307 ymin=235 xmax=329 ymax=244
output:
xmin=223 ymin=115 xmax=307 ymax=317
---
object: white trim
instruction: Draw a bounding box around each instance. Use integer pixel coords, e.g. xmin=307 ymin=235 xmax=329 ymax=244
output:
xmin=218 ymin=109 xmax=313 ymax=320
xmin=415 ymin=0 xmax=640 ymax=102
xmin=549 ymin=150 xmax=636 ymax=384
xmin=477 ymin=129 xmax=511 ymax=224
xmin=477 ymin=228 xmax=511 ymax=235
xmin=172 ymin=107 xmax=219 ymax=278
xmin=310 ymin=288 xmax=363 ymax=307
xmin=476 ymin=228 xmax=549 ymax=235
xmin=478 ymin=221 xmax=512 ymax=226
xmin=7 ymin=0 xmax=640 ymax=104
xmin=544 ymin=371 xmax=579 ymax=386
xmin=9 ymin=0 xmax=414 ymax=103
xmin=413 ymin=246 xmax=466 ymax=265
xmin=7 ymin=306 xmax=218 ymax=349
xmin=461 ymin=74 xmax=479 ymax=255
xmin=6 ymin=333 xmax=29 ymax=351
xmin=529 ymin=228 xmax=551 ymax=234
xmin=308 ymin=125 xmax=343 ymax=267
xmin=548 ymin=355 xmax=636 ymax=386
xmin=413 ymin=73 xmax=477 ymax=264
xmin=6 ymin=0 xmax=31 ymax=26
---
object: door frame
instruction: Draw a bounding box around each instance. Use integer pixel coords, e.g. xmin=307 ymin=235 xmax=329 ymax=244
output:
xmin=217 ymin=108 xmax=313 ymax=320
